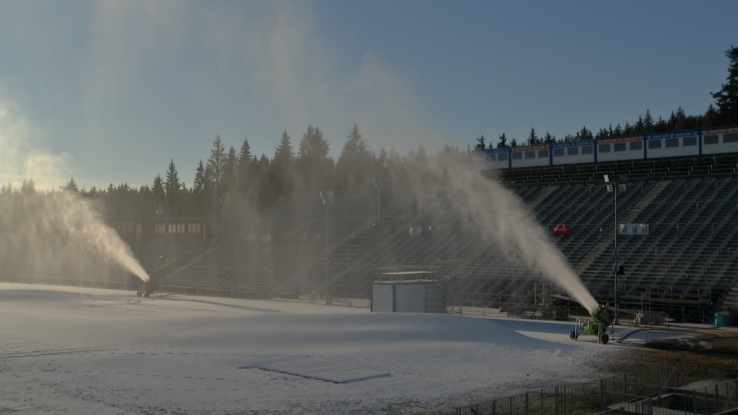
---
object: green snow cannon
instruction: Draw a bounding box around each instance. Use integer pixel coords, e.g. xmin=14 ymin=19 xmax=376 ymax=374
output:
xmin=569 ymin=304 xmax=613 ymax=344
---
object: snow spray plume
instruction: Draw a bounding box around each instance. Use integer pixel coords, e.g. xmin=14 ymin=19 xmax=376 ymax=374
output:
xmin=401 ymin=153 xmax=599 ymax=315
xmin=0 ymin=190 xmax=149 ymax=283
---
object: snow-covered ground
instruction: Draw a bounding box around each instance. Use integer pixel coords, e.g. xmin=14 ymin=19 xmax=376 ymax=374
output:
xmin=1 ymin=283 xmax=615 ymax=414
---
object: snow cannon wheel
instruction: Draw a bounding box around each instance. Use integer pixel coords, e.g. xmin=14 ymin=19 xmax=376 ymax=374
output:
xmin=144 ymin=292 xmax=150 ymax=298
xmin=136 ymin=291 xmax=143 ymax=297
xmin=599 ymin=334 xmax=609 ymax=344
xmin=569 ymin=330 xmax=575 ymax=340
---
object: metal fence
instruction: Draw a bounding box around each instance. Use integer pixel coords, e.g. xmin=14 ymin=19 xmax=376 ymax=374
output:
xmin=455 ymin=364 xmax=681 ymax=415
xmin=454 ymin=383 xmax=645 ymax=415
xmin=595 ymin=378 xmax=738 ymax=415
xmin=456 ymin=378 xmax=738 ymax=415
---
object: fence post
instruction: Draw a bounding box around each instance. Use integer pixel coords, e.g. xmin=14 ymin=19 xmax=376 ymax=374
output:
xmin=600 ymin=379 xmax=606 ymax=411
xmin=563 ymin=386 xmax=567 ymax=414
xmin=491 ymin=400 xmax=496 ymax=415
xmin=540 ymin=389 xmax=543 ymax=415
xmin=682 ymin=389 xmax=687 ymax=414
xmin=525 ymin=391 xmax=529 ymax=415
xmin=705 ymin=387 xmax=708 ymax=414
xmin=693 ymin=389 xmax=697 ymax=415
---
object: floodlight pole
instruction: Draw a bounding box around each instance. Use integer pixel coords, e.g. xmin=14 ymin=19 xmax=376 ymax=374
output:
xmin=321 ymin=191 xmax=333 ymax=305
xmin=372 ymin=179 xmax=381 ymax=234
xmin=377 ymin=184 xmax=381 ymax=232
xmin=220 ymin=193 xmax=227 ymax=239
xmin=604 ymin=174 xmax=620 ymax=325
xmin=325 ymin=201 xmax=329 ymax=305
xmin=614 ymin=183 xmax=618 ymax=325
xmin=156 ymin=203 xmax=164 ymax=283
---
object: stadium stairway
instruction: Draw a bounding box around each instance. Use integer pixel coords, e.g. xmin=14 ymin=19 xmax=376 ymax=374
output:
xmin=573 ymin=180 xmax=666 ymax=278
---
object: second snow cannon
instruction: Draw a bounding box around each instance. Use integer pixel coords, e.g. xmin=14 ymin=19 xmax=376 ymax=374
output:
xmin=570 ymin=304 xmax=614 ymax=344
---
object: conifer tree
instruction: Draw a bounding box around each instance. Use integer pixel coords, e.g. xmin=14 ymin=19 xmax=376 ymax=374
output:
xmin=643 ymin=110 xmax=654 ymax=133
xmin=526 ymin=128 xmax=538 ymax=145
xmin=704 ymin=104 xmax=720 ymax=128
xmin=193 ymin=160 xmax=206 ymax=195
xmin=415 ymin=144 xmax=427 ymax=162
xmin=164 ymin=159 xmax=180 ymax=216
xmin=271 ymin=130 xmax=295 ymax=200
xmin=335 ymin=124 xmax=375 ymax=191
xmin=475 ymin=135 xmax=486 ymax=150
xmin=711 ymin=45 xmax=738 ymax=125
xmin=297 ymin=125 xmax=333 ymax=191
xmin=222 ymin=146 xmax=238 ymax=195
xmin=497 ymin=133 xmax=507 ymax=148
xmin=64 ymin=178 xmax=79 ymax=193
xmin=152 ymin=174 xmax=165 ymax=213
xmin=237 ymin=138 xmax=252 ymax=194
xmin=207 ymin=135 xmax=226 ymax=190
xmin=191 ymin=160 xmax=206 ymax=216
xmin=21 ymin=179 xmax=35 ymax=195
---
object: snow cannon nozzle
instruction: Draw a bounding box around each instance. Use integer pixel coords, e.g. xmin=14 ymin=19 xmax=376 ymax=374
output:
xmin=591 ymin=304 xmax=613 ymax=327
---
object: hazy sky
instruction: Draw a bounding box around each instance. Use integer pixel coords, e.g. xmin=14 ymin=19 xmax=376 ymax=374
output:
xmin=2 ymin=0 xmax=737 ymax=190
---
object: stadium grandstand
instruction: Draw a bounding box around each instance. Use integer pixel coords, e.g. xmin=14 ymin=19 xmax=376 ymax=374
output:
xmin=5 ymin=132 xmax=738 ymax=324
xmin=82 ymin=133 xmax=737 ymax=324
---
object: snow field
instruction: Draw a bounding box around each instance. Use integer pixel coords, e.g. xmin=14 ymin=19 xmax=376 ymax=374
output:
xmin=0 ymin=283 xmax=611 ymax=414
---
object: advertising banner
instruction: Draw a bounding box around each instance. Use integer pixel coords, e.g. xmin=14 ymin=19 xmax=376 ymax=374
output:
xmin=618 ymin=224 xmax=649 ymax=235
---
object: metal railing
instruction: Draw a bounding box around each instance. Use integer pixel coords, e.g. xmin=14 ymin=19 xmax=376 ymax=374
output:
xmin=455 ymin=364 xmax=681 ymax=415
xmin=595 ymin=378 xmax=738 ymax=415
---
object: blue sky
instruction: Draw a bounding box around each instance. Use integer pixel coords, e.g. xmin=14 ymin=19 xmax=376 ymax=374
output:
xmin=1 ymin=0 xmax=737 ymax=190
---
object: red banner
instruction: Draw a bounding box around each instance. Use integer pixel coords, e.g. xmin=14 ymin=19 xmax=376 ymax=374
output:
xmin=553 ymin=224 xmax=571 ymax=236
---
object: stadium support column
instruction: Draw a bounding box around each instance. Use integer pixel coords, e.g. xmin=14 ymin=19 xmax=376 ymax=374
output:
xmin=321 ymin=191 xmax=334 ymax=305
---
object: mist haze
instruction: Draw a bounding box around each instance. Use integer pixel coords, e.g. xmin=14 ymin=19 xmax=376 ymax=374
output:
xmin=0 ymin=189 xmax=149 ymax=284
xmin=401 ymin=154 xmax=599 ymax=314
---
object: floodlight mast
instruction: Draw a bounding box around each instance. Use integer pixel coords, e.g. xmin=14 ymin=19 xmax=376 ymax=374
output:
xmin=604 ymin=174 xmax=626 ymax=325
xmin=320 ymin=191 xmax=334 ymax=305
xmin=613 ymin=178 xmax=618 ymax=324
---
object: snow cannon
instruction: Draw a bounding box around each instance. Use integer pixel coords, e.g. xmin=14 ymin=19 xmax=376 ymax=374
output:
xmin=591 ymin=304 xmax=613 ymax=328
xmin=136 ymin=273 xmax=159 ymax=298
xmin=569 ymin=304 xmax=613 ymax=344
xmin=136 ymin=256 xmax=162 ymax=298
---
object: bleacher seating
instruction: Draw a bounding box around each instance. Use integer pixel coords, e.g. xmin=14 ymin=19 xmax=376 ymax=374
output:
xmin=321 ymin=154 xmax=738 ymax=321
xmin=121 ymin=153 xmax=738 ymax=321
xmin=159 ymin=193 xmax=389 ymax=298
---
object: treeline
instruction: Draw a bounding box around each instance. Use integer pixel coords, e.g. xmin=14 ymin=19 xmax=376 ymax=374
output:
xmin=2 ymin=124 xmax=463 ymax=229
xmin=476 ymin=45 xmax=738 ymax=150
